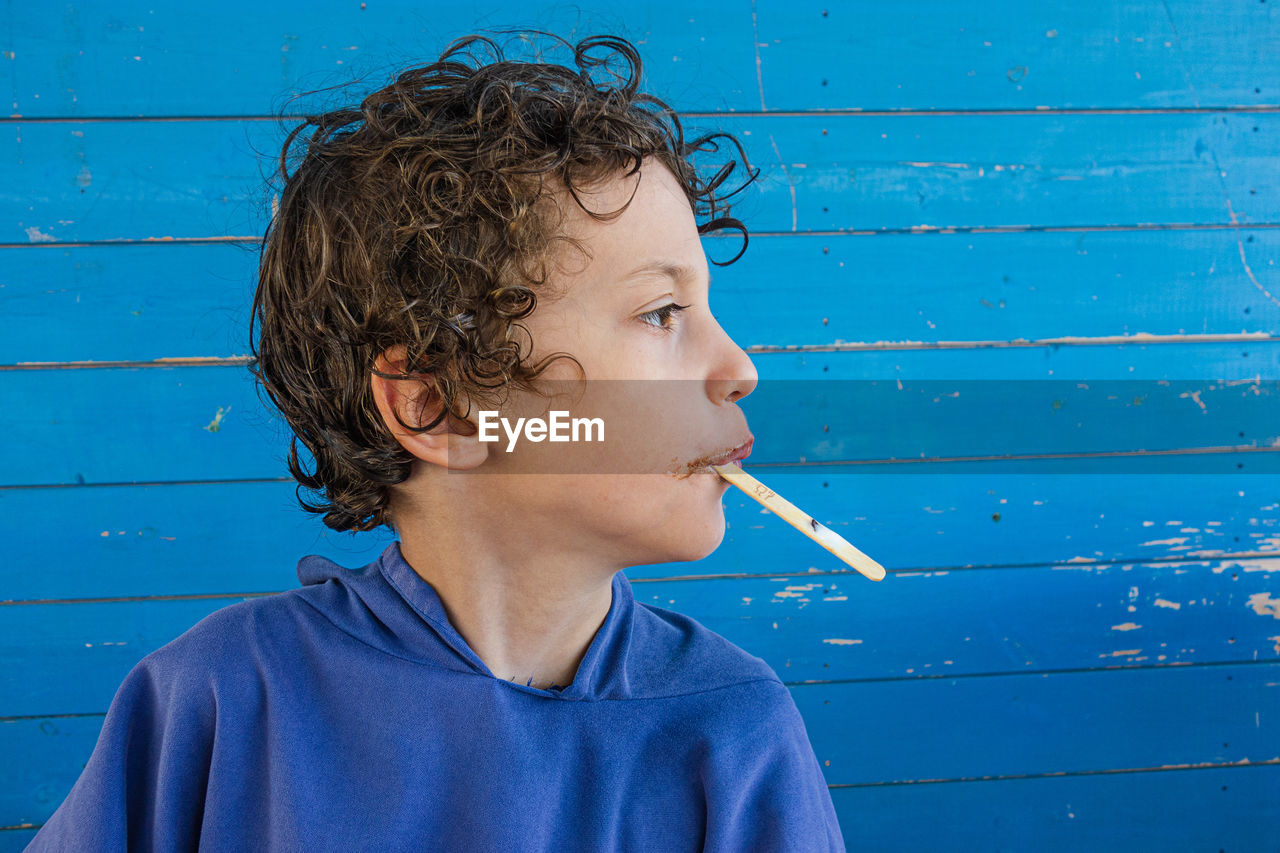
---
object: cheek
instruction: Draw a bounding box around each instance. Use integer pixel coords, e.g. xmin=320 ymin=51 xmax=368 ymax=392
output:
xmin=603 ymin=384 xmax=715 ymax=473
xmin=604 ymin=475 xmax=730 ymax=554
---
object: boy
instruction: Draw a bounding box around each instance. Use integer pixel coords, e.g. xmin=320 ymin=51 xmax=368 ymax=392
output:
xmin=28 ymin=30 xmax=846 ymax=852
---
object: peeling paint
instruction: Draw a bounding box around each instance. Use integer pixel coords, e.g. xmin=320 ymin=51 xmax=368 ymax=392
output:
xmin=1111 ymin=622 xmax=1141 ymax=631
xmin=821 ymin=638 xmax=862 ymax=646
xmin=1178 ymin=389 xmax=1207 ymax=412
xmin=901 ymin=161 xmax=971 ymax=168
xmin=1154 ymin=598 xmax=1182 ymax=610
xmin=1246 ymin=592 xmax=1280 ymax=620
xmin=747 ymin=332 xmax=1273 ymax=354
xmin=1215 ymin=558 xmax=1280 ymax=574
xmin=203 ymin=405 xmax=231 ymax=433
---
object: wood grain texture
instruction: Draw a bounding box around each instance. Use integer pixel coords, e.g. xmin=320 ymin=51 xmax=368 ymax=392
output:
xmin=4 ymin=230 xmax=1280 ymax=365
xmin=2 ymin=0 xmax=1277 ymax=116
xmin=4 ymin=112 xmax=1279 ymax=244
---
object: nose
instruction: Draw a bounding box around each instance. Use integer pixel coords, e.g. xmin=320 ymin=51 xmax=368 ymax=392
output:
xmin=706 ymin=319 xmax=759 ymax=405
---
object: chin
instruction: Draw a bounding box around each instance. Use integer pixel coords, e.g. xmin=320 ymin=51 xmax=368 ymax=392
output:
xmin=670 ymin=504 xmax=728 ymax=562
xmin=686 ymin=530 xmax=726 ymax=562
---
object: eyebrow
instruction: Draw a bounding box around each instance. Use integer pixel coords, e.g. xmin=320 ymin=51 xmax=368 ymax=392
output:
xmin=622 ymin=261 xmax=711 ymax=287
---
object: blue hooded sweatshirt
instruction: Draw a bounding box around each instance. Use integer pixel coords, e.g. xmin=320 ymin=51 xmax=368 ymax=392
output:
xmin=27 ymin=541 xmax=846 ymax=851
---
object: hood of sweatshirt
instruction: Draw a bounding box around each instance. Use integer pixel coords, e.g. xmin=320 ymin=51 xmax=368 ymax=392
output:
xmin=294 ymin=541 xmax=637 ymax=701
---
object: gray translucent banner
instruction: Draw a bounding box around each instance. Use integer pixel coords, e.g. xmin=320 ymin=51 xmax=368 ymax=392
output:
xmin=431 ymin=378 xmax=1280 ymax=475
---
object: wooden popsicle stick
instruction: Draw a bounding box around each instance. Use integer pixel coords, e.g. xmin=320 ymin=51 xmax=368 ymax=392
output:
xmin=712 ymin=463 xmax=886 ymax=582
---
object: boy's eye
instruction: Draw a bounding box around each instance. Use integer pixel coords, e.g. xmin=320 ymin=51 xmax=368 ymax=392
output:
xmin=638 ymin=302 xmax=690 ymax=332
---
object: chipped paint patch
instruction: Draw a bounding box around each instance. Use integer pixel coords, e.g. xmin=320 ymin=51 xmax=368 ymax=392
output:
xmin=822 ymin=638 xmax=862 ymax=646
xmin=1246 ymin=592 xmax=1280 ymax=620
xmin=1179 ymin=389 xmax=1206 ymax=411
xmin=25 ymin=226 xmax=56 ymax=242
xmin=1220 ymin=558 xmax=1280 ymax=574
xmin=1101 ymin=649 xmax=1143 ymax=658
xmin=203 ymin=405 xmax=231 ymax=432
xmin=902 ymin=161 xmax=972 ymax=168
xmin=1141 ymin=537 xmax=1189 ymax=547
xmin=1111 ymin=622 xmax=1141 ymax=631
xmin=1154 ymin=598 xmax=1182 ymax=610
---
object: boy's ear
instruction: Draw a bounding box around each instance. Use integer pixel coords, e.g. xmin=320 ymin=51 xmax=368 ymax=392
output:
xmin=370 ymin=345 xmax=489 ymax=470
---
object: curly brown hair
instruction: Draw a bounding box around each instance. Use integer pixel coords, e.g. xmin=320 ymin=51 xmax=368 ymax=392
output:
xmin=248 ymin=29 xmax=759 ymax=534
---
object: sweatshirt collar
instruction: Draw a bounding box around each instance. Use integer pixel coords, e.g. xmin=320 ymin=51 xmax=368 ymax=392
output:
xmin=372 ymin=540 xmax=634 ymax=701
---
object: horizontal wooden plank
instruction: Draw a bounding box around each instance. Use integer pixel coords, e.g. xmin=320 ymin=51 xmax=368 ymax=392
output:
xmin=751 ymin=339 xmax=1280 ymax=380
xmin=0 ymin=597 xmax=254 ymax=717
xmin=2 ymin=662 xmax=1274 ymax=829
xmin=754 ymin=0 xmax=1280 ymax=113
xmin=3 ymin=473 xmax=1276 ymax=603
xmin=4 ymin=112 xmax=1277 ymax=245
xmin=4 ymin=1 xmax=1276 ymax=117
xmin=5 ymin=228 xmax=1280 ymax=365
xmin=798 ymin=663 xmax=1280 ymax=784
xmin=830 ymin=763 xmax=1280 ymax=852
xmin=652 ymin=559 xmax=1280 ymax=683
xmin=4 ymin=555 xmax=1278 ymax=715
xmin=2 ymin=357 xmax=1278 ymax=486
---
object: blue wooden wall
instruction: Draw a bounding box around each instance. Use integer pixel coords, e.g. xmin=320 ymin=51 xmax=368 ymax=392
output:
xmin=3 ymin=2 xmax=1278 ymax=849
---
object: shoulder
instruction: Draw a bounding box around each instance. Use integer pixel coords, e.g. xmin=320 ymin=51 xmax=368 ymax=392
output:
xmin=628 ymin=599 xmax=785 ymax=698
xmin=134 ymin=586 xmax=331 ymax=691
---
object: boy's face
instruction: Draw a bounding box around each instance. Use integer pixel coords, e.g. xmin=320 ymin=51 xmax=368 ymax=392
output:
xmin=460 ymin=157 xmax=759 ymax=567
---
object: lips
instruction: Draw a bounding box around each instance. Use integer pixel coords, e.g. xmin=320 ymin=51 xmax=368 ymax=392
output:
xmin=707 ymin=436 xmax=753 ymax=468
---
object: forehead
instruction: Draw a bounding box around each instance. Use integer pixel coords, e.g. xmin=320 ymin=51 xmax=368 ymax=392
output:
xmin=551 ymin=161 xmax=703 ymax=275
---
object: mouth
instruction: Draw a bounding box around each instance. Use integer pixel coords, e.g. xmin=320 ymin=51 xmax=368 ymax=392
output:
xmin=706 ymin=436 xmax=754 ymax=468
xmin=671 ymin=435 xmax=754 ymax=478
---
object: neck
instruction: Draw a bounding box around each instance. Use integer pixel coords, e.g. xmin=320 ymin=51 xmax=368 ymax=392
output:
xmin=393 ymin=477 xmax=618 ymax=691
